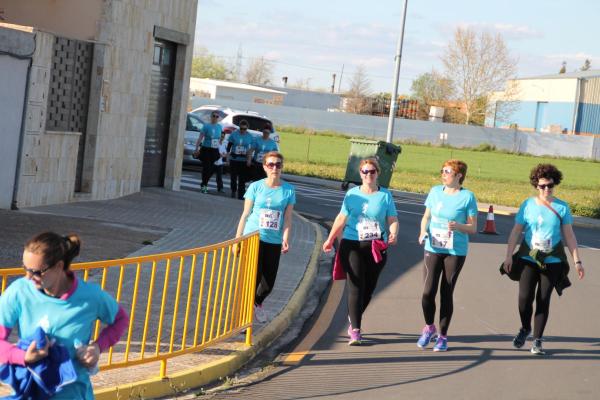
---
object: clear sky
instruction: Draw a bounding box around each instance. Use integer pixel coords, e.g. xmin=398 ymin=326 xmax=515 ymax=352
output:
xmin=195 ymin=0 xmax=600 ymax=94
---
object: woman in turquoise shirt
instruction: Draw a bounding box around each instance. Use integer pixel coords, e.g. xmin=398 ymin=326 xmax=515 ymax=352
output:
xmin=416 ymin=159 xmax=478 ymax=352
xmin=503 ymin=164 xmax=584 ymax=355
xmin=250 ymin=123 xmax=279 ymax=181
xmin=323 ymin=158 xmax=399 ymax=346
xmin=235 ymin=151 xmax=296 ymax=324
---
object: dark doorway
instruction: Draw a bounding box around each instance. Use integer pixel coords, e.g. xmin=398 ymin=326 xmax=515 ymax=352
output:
xmin=141 ymin=39 xmax=176 ymax=187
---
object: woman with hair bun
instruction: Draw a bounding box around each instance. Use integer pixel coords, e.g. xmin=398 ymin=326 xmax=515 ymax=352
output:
xmin=0 ymin=232 xmax=129 ymax=399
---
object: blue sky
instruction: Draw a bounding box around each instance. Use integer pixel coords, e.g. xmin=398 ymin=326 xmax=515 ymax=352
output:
xmin=195 ymin=0 xmax=600 ymax=94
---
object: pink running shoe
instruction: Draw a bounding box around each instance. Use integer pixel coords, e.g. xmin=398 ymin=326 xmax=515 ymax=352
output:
xmin=348 ymin=329 xmax=362 ymax=346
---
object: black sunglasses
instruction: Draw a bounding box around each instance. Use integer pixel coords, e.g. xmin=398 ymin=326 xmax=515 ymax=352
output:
xmin=265 ymin=162 xmax=283 ymax=169
xmin=537 ymin=183 xmax=555 ymax=190
xmin=211 ymin=114 xmax=219 ymax=118
xmin=360 ymin=169 xmax=377 ymax=175
xmin=23 ymin=264 xmax=54 ymax=277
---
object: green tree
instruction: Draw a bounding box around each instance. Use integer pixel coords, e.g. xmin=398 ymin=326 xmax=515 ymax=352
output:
xmin=191 ymin=48 xmax=231 ymax=80
xmin=410 ymin=70 xmax=453 ymax=119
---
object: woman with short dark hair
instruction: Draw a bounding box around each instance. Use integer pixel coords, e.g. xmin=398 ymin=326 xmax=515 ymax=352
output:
xmin=502 ymin=163 xmax=584 ymax=355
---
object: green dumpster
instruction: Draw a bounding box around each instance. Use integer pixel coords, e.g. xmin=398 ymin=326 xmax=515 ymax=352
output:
xmin=341 ymin=139 xmax=402 ymax=190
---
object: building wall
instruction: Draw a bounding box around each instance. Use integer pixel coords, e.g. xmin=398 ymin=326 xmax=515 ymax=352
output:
xmin=495 ymin=101 xmax=575 ymax=132
xmin=576 ymin=77 xmax=600 ymax=135
xmin=2 ymin=0 xmax=103 ymax=41
xmin=190 ymin=97 xmax=599 ymax=160
xmin=262 ymin=86 xmax=342 ymax=110
xmin=215 ymin=86 xmax=282 ymax=103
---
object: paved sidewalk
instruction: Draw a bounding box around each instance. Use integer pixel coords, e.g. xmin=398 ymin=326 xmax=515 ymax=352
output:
xmin=0 ymin=187 xmax=317 ymax=396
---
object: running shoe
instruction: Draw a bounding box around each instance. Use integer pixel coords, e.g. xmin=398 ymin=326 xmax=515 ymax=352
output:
xmin=433 ymin=336 xmax=448 ymax=352
xmin=417 ymin=325 xmax=438 ymax=349
xmin=531 ymin=338 xmax=546 ymax=355
xmin=254 ymin=304 xmax=268 ymax=323
xmin=348 ymin=329 xmax=362 ymax=346
xmin=512 ymin=328 xmax=531 ymax=349
xmin=201 ymin=185 xmax=208 ymax=194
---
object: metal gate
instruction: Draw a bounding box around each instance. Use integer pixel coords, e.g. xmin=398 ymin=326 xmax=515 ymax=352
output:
xmin=141 ymin=40 xmax=176 ymax=187
xmin=46 ymin=37 xmax=93 ymax=192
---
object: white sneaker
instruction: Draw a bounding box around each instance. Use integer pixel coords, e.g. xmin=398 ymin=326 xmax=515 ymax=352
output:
xmin=254 ymin=304 xmax=268 ymax=323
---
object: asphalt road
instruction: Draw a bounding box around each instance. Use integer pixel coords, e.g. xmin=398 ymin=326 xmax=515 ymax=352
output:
xmin=181 ymin=170 xmax=600 ymax=400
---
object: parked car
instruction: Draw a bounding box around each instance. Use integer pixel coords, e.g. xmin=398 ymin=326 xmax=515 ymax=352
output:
xmin=182 ymin=112 xmax=204 ymax=167
xmin=191 ymin=105 xmax=280 ymax=144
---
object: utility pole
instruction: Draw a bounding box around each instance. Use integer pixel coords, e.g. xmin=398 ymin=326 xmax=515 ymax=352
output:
xmin=337 ymin=64 xmax=344 ymax=93
xmin=385 ymin=0 xmax=408 ymax=143
xmin=331 ymin=73 xmax=336 ymax=93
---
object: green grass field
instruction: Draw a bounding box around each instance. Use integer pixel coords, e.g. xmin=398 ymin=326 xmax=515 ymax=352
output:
xmin=278 ymin=129 xmax=600 ymax=218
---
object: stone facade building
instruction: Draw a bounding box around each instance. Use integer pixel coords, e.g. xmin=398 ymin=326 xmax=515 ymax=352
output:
xmin=0 ymin=0 xmax=197 ymax=208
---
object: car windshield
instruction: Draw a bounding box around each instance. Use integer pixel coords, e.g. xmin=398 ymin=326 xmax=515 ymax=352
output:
xmin=186 ymin=114 xmax=204 ymax=131
xmin=232 ymin=116 xmax=272 ymax=132
xmin=192 ymin=109 xmax=225 ymax=123
xmin=184 ymin=131 xmax=200 ymax=143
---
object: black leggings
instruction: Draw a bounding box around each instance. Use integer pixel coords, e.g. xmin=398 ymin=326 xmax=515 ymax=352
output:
xmin=255 ymin=241 xmax=282 ymax=305
xmin=421 ymin=251 xmax=466 ymax=336
xmin=518 ymin=261 xmax=562 ymax=339
xmin=229 ymin=160 xmax=250 ymax=198
xmin=200 ymin=147 xmax=219 ymax=186
xmin=339 ymin=239 xmax=387 ymax=330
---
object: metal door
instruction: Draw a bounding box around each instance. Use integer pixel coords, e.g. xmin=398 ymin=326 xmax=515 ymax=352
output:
xmin=535 ymin=102 xmax=548 ymax=132
xmin=141 ymin=40 xmax=176 ymax=187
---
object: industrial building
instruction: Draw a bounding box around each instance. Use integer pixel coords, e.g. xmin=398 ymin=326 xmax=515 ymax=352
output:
xmin=487 ymin=70 xmax=600 ymax=135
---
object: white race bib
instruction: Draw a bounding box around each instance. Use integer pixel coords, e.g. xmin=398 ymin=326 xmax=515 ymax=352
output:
xmin=430 ymin=227 xmax=454 ymax=250
xmin=234 ymin=145 xmax=247 ymax=155
xmin=532 ymin=232 xmax=552 ymax=252
xmin=357 ymin=218 xmax=381 ymax=241
xmin=211 ymin=139 xmax=219 ymax=149
xmin=259 ymin=209 xmax=281 ymax=230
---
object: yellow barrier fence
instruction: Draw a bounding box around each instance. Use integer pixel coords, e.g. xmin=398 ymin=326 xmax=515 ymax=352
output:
xmin=0 ymin=232 xmax=260 ymax=379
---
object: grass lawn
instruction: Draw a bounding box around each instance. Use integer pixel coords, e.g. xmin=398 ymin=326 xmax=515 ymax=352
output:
xmin=278 ymin=129 xmax=600 ymax=218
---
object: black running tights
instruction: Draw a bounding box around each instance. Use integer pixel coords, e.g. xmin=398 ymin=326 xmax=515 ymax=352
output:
xmin=518 ymin=262 xmax=561 ymax=339
xmin=255 ymin=241 xmax=282 ymax=306
xmin=339 ymin=239 xmax=387 ymax=330
xmin=421 ymin=251 xmax=466 ymax=336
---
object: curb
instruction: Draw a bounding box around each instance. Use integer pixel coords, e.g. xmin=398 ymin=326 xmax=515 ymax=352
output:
xmin=95 ymin=214 xmax=324 ymax=400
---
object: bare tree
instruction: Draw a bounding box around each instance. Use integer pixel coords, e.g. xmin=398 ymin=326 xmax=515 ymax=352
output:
xmin=290 ymin=78 xmax=312 ymax=90
xmin=244 ymin=56 xmax=273 ymax=85
xmin=442 ymin=27 xmax=517 ymax=124
xmin=344 ymin=65 xmax=372 ymax=114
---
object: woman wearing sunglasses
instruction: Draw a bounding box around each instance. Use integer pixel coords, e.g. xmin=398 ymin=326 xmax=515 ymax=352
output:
xmin=250 ymin=123 xmax=279 ymax=181
xmin=322 ymin=158 xmax=399 ymax=345
xmin=502 ymin=163 xmax=584 ymax=355
xmin=195 ymin=112 xmax=223 ymax=194
xmin=0 ymin=232 xmax=128 ymax=399
xmin=416 ymin=159 xmax=478 ymax=352
xmin=235 ymin=151 xmax=296 ymax=323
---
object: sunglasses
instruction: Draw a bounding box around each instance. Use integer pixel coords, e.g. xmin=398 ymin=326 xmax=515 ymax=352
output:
xmin=211 ymin=115 xmax=219 ymax=118
xmin=360 ymin=169 xmax=377 ymax=175
xmin=23 ymin=264 xmax=54 ymax=277
xmin=537 ymin=183 xmax=555 ymax=190
xmin=240 ymin=126 xmax=248 ymax=130
xmin=265 ymin=162 xmax=283 ymax=169
xmin=440 ymin=168 xmax=454 ymax=175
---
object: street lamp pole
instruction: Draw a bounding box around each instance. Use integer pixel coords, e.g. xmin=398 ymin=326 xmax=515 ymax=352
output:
xmin=385 ymin=0 xmax=408 ymax=143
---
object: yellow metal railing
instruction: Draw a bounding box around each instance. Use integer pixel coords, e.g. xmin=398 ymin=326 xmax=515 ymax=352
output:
xmin=0 ymin=232 xmax=260 ymax=378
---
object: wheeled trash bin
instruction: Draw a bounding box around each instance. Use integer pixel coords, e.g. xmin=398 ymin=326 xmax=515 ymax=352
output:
xmin=341 ymin=139 xmax=402 ymax=190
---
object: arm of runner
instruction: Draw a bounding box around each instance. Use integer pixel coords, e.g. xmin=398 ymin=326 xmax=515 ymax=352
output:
xmin=323 ymin=213 xmax=348 ymax=253
xmin=234 ymin=199 xmax=254 ymax=254
xmin=281 ymin=204 xmax=294 ymax=254
xmin=504 ymin=223 xmax=523 ymax=273
xmin=561 ymin=223 xmax=584 ymax=280
xmin=419 ymin=208 xmax=431 ymax=244
xmin=387 ymin=216 xmax=399 ymax=245
xmin=448 ymin=215 xmax=478 ymax=234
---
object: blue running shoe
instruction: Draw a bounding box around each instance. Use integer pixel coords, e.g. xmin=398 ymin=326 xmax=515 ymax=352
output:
xmin=433 ymin=336 xmax=448 ymax=352
xmin=417 ymin=325 xmax=437 ymax=349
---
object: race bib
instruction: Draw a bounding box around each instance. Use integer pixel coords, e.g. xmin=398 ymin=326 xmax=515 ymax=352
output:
xmin=532 ymin=232 xmax=552 ymax=252
xmin=234 ymin=145 xmax=247 ymax=155
xmin=256 ymin=153 xmax=265 ymax=162
xmin=430 ymin=227 xmax=454 ymax=250
xmin=259 ymin=209 xmax=281 ymax=230
xmin=211 ymin=139 xmax=219 ymax=149
xmin=357 ymin=218 xmax=381 ymax=241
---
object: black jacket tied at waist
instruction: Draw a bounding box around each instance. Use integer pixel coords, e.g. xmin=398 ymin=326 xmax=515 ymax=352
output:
xmin=500 ymin=240 xmax=571 ymax=296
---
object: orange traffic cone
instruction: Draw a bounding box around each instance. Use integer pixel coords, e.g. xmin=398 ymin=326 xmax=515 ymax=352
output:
xmin=480 ymin=205 xmax=499 ymax=235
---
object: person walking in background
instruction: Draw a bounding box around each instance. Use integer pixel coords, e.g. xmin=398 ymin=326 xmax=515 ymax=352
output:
xmin=250 ymin=123 xmax=279 ymax=181
xmin=214 ymin=131 xmax=228 ymax=193
xmin=501 ymin=163 xmax=584 ymax=355
xmin=0 ymin=232 xmax=129 ymax=399
xmin=416 ymin=160 xmax=478 ymax=352
xmin=195 ymin=112 xmax=222 ymax=194
xmin=227 ymin=120 xmax=255 ymax=199
xmin=322 ymin=157 xmax=398 ymax=346
xmin=234 ymin=151 xmax=296 ymax=323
